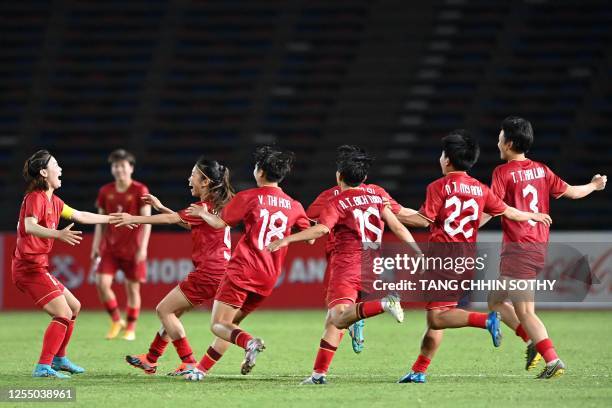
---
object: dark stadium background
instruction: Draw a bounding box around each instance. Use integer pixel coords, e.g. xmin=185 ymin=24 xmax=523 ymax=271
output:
xmin=0 ymin=0 xmax=610 ymax=232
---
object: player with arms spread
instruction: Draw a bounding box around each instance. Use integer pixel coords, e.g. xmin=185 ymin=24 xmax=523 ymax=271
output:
xmin=91 ymin=149 xmax=151 ymax=341
xmin=13 ymin=150 xmax=112 ymax=378
xmin=307 ymin=145 xmax=417 ymax=354
xmin=483 ymin=116 xmax=607 ymax=379
xmin=268 ymin=146 xmax=422 ymax=385
xmin=396 ymin=130 xmax=551 ymax=384
xmin=110 ymin=157 xmax=234 ymax=378
xmin=184 ymin=146 xmax=311 ymax=378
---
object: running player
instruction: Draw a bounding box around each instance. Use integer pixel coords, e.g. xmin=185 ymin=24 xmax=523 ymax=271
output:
xmin=483 ymin=116 xmax=607 ymax=379
xmin=184 ymin=146 xmax=311 ymax=377
xmin=91 ymin=149 xmax=151 ymax=340
xmin=110 ymin=157 xmax=234 ymax=377
xmin=306 ymin=145 xmax=415 ymax=354
xmin=268 ymin=146 xmax=421 ymax=385
xmin=13 ymin=150 xmax=112 ymax=378
xmin=395 ymin=130 xmax=552 ymax=384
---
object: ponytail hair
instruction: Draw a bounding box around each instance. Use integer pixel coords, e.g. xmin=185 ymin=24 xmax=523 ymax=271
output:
xmin=23 ymin=150 xmax=52 ymax=193
xmin=195 ymin=157 xmax=235 ymax=212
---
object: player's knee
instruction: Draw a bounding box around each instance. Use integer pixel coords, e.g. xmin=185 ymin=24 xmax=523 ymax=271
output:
xmin=71 ymin=299 xmax=81 ymax=316
xmin=155 ymin=303 xmax=168 ymax=319
xmin=426 ymin=312 xmax=443 ymax=330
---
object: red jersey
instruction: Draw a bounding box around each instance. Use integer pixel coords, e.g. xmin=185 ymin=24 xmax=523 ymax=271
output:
xmin=220 ymin=186 xmax=310 ymax=296
xmin=96 ymin=181 xmax=149 ymax=259
xmin=318 ymin=188 xmax=389 ymax=253
xmin=177 ymin=201 xmax=231 ymax=282
xmin=419 ymin=172 xmax=507 ymax=243
xmin=491 ymin=159 xmax=568 ymax=244
xmin=307 ymin=184 xmax=401 ymax=253
xmin=13 ymin=191 xmax=66 ymax=274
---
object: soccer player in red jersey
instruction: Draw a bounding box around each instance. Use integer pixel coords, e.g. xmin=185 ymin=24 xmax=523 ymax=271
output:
xmin=483 ymin=116 xmax=607 ymax=379
xmin=13 ymin=150 xmax=112 ymax=378
xmin=306 ymin=145 xmax=418 ymax=355
xmin=268 ymin=146 xmax=422 ymax=385
xmin=91 ymin=149 xmax=151 ymax=341
xmin=185 ymin=146 xmax=311 ymax=377
xmin=109 ymin=157 xmax=235 ymax=377
xmin=395 ymin=130 xmax=552 ymax=384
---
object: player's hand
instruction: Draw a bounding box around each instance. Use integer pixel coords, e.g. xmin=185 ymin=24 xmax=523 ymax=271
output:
xmin=57 ymin=223 xmax=83 ymax=246
xmin=591 ymin=174 xmax=607 ymax=191
xmin=135 ymin=248 xmax=147 ymax=263
xmin=141 ymin=193 xmax=163 ymax=210
xmin=267 ymin=238 xmax=289 ymax=252
xmin=109 ymin=212 xmax=135 ymax=227
xmin=532 ymin=213 xmax=552 ymax=226
xmin=186 ymin=203 xmax=209 ymax=219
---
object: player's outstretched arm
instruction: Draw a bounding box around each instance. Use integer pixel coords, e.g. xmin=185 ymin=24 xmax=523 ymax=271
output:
xmin=502 ymin=207 xmax=552 ymax=226
xmin=109 ymin=212 xmax=181 ymax=227
xmin=267 ymin=224 xmax=329 ymax=252
xmin=382 ymin=207 xmax=423 ymax=255
xmin=141 ymin=193 xmax=175 ymax=214
xmin=70 ymin=209 xmax=111 ymax=224
xmin=24 ymin=217 xmax=82 ymax=246
xmin=395 ymin=207 xmax=431 ymax=228
xmin=185 ymin=203 xmax=227 ymax=229
xmin=562 ymin=174 xmax=607 ymax=199
xmin=479 ymin=213 xmax=493 ymax=228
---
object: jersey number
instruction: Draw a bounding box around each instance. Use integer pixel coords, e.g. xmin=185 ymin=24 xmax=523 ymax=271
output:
xmin=352 ymin=207 xmax=383 ymax=245
xmin=257 ymin=209 xmax=288 ymax=250
xmin=522 ymin=184 xmax=539 ymax=227
xmin=444 ymin=196 xmax=479 ymax=238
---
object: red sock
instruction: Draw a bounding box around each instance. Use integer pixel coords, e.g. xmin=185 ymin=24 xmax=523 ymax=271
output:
xmin=197 ymin=346 xmax=223 ymax=372
xmin=467 ymin=312 xmax=488 ymax=329
xmin=56 ymin=315 xmax=77 ymax=358
xmin=39 ymin=317 xmax=69 ymax=365
xmin=535 ymin=338 xmax=559 ymax=363
xmin=411 ymin=354 xmax=431 ymax=373
xmin=146 ymin=332 xmax=169 ymax=363
xmin=313 ymin=339 xmax=338 ymax=375
xmin=126 ymin=307 xmax=140 ymax=331
xmin=103 ymin=299 xmax=121 ymax=322
xmin=515 ymin=324 xmax=530 ymax=342
xmin=230 ymin=329 xmax=253 ymax=350
xmin=356 ymin=301 xmax=384 ymax=319
xmin=172 ymin=337 xmax=197 ymax=364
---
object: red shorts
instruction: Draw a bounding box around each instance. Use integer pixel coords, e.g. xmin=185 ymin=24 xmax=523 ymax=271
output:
xmin=499 ymin=254 xmax=543 ymax=280
xmin=325 ymin=251 xmax=372 ymax=308
xmin=178 ymin=273 xmax=220 ymax=306
xmin=214 ymin=277 xmax=267 ymax=315
xmin=14 ymin=271 xmax=65 ymax=308
xmin=98 ymin=253 xmax=147 ymax=283
xmin=425 ymin=301 xmax=457 ymax=311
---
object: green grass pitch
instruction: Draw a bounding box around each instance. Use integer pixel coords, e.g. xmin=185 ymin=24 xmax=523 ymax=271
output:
xmin=0 ymin=310 xmax=611 ymax=407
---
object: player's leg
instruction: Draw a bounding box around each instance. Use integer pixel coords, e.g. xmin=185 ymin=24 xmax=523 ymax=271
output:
xmin=35 ymin=294 xmax=73 ymax=378
xmin=426 ymin=305 xmax=502 ymax=347
xmin=121 ymin=259 xmax=146 ymax=340
xmin=328 ymin=294 xmax=404 ymax=329
xmin=51 ymin=288 xmax=84 ymax=374
xmin=301 ymin=306 xmax=346 ymax=385
xmin=96 ymin=259 xmax=125 ymax=339
xmin=510 ymin=290 xmax=564 ymax=378
xmin=489 ymin=283 xmax=532 ymax=345
xmin=399 ymin=327 xmax=444 ymax=384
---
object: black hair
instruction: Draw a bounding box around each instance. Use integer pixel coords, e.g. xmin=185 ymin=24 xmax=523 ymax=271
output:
xmin=108 ymin=149 xmax=136 ymax=166
xmin=441 ymin=130 xmax=480 ymax=171
xmin=501 ymin=116 xmax=533 ymax=153
xmin=195 ymin=157 xmax=235 ymax=212
xmin=336 ymin=145 xmax=374 ymax=187
xmin=253 ymin=146 xmax=295 ymax=183
xmin=23 ymin=150 xmax=52 ymax=193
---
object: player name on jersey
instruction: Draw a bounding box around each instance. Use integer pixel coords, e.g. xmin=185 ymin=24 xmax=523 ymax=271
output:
xmin=444 ymin=182 xmax=483 ymax=197
xmin=338 ymin=194 xmax=384 ymax=210
xmin=258 ymin=194 xmax=292 ymax=209
xmin=509 ymin=167 xmax=546 ymax=183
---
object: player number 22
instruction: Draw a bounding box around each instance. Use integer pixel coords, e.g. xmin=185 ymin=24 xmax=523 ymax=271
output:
xmin=257 ymin=209 xmax=288 ymax=250
xmin=444 ymin=196 xmax=479 ymax=238
xmin=522 ymin=184 xmax=539 ymax=227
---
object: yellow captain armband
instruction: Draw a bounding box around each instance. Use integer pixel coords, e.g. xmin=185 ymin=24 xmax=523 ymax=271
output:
xmin=61 ymin=204 xmax=75 ymax=220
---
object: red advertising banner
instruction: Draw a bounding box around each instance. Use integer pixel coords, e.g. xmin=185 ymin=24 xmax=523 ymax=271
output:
xmin=1 ymin=232 xmax=331 ymax=310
